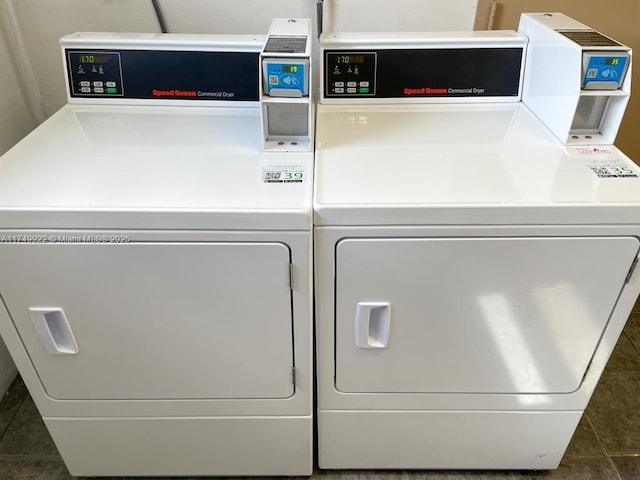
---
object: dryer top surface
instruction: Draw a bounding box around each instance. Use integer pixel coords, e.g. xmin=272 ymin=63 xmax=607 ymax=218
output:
xmin=314 ymin=103 xmax=640 ymax=226
xmin=0 ymin=105 xmax=313 ymax=230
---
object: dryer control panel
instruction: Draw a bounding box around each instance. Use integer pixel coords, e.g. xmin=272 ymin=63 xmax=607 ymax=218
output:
xmin=320 ymin=32 xmax=527 ymax=103
xmin=61 ymin=33 xmax=265 ymax=103
xmin=325 ymin=52 xmax=376 ymax=96
xmin=67 ymin=51 xmax=123 ymax=96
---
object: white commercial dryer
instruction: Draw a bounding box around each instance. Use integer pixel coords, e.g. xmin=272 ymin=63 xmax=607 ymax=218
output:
xmin=314 ymin=13 xmax=640 ymax=470
xmin=0 ymin=19 xmax=314 ymax=477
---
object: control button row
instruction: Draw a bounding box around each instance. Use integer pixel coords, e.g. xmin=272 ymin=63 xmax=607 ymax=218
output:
xmin=333 ymin=85 xmax=371 ymax=94
xmin=79 ymin=81 xmax=117 ymax=86
xmin=334 ymin=81 xmax=370 ymax=88
xmin=78 ymin=85 xmax=118 ymax=94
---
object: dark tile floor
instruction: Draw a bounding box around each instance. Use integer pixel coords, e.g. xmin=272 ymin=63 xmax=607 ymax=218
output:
xmin=1 ymin=305 xmax=640 ymax=480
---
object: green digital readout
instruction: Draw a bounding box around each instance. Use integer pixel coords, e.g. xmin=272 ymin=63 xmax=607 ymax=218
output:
xmin=337 ymin=55 xmax=365 ymax=64
xmin=283 ymin=65 xmax=298 ymax=73
xmin=79 ymin=54 xmax=110 ymax=64
xmin=605 ymin=57 xmax=621 ymax=65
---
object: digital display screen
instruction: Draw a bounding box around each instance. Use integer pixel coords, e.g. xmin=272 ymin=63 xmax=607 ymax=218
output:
xmin=605 ymin=57 xmax=621 ymax=65
xmin=79 ymin=54 xmax=110 ymax=64
xmin=336 ymin=55 xmax=365 ymax=64
xmin=283 ymin=65 xmax=298 ymax=73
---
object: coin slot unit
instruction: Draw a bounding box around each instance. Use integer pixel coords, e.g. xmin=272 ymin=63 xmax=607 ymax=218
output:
xmin=520 ymin=13 xmax=632 ymax=145
xmin=260 ymin=19 xmax=313 ymax=152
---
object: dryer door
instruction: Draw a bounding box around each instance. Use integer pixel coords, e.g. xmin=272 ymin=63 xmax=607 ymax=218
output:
xmin=0 ymin=241 xmax=294 ymax=400
xmin=335 ymin=236 xmax=639 ymax=394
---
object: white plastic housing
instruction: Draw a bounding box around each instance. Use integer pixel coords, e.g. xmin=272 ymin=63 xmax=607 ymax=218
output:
xmin=519 ymin=13 xmax=632 ymax=145
xmin=260 ymin=18 xmax=313 ymax=152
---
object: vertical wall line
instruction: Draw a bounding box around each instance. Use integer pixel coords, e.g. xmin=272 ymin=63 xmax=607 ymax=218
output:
xmin=151 ymin=0 xmax=168 ymax=33
xmin=0 ymin=0 xmax=46 ymax=124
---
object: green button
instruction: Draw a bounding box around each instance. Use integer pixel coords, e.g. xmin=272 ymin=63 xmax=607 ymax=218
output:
xmin=359 ymin=87 xmax=369 ymax=93
xmin=106 ymin=87 xmax=117 ymax=93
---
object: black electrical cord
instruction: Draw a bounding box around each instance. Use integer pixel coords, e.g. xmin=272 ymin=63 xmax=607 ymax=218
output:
xmin=151 ymin=0 xmax=168 ymax=33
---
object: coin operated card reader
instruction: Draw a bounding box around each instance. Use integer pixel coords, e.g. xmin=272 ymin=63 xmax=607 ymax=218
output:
xmin=260 ymin=18 xmax=312 ymax=151
xmin=519 ymin=13 xmax=632 ymax=145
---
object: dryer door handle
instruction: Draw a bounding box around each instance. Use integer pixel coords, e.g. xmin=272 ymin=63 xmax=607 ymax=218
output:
xmin=354 ymin=302 xmax=390 ymax=348
xmin=29 ymin=307 xmax=79 ymax=355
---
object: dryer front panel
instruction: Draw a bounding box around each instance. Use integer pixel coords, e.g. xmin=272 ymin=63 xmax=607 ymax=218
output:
xmin=0 ymin=242 xmax=294 ymax=400
xmin=335 ymin=236 xmax=639 ymax=394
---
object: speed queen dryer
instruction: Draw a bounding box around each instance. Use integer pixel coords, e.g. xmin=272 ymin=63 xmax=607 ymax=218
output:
xmin=0 ymin=19 xmax=314 ymax=477
xmin=314 ymin=14 xmax=640 ymax=469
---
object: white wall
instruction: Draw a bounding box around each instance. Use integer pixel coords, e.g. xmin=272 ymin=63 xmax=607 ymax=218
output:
xmin=158 ymin=0 xmax=477 ymax=34
xmin=323 ymin=0 xmax=477 ymax=32
xmin=158 ymin=0 xmax=316 ymax=34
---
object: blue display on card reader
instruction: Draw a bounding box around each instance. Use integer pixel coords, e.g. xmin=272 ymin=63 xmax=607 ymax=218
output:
xmin=582 ymin=53 xmax=629 ymax=90
xmin=264 ymin=60 xmax=308 ymax=97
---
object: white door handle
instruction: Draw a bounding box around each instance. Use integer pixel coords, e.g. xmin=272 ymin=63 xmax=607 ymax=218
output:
xmin=29 ymin=307 xmax=79 ymax=355
xmin=355 ymin=302 xmax=390 ymax=348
